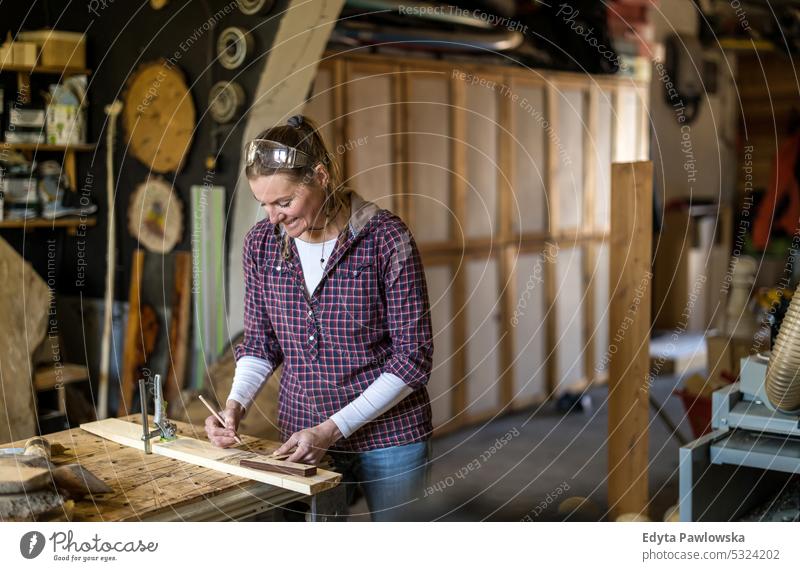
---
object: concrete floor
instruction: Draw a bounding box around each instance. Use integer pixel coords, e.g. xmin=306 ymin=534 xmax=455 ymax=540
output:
xmin=347 ymin=373 xmax=693 ymax=521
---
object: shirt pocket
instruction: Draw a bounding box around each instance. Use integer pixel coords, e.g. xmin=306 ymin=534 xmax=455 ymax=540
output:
xmin=331 ymin=259 xmax=383 ymax=340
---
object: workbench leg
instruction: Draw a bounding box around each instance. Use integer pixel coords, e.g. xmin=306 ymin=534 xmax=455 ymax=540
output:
xmin=310 ymin=494 xmax=318 ymax=522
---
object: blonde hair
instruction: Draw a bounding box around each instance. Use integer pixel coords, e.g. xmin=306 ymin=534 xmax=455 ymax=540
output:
xmin=246 ymin=115 xmax=348 ymax=259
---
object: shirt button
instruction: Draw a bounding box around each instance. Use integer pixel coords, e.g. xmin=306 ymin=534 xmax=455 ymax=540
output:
xmin=276 ymin=265 xmax=282 ymax=272
xmin=309 ymin=335 xmax=315 ymax=341
xmin=308 ymin=310 xmax=313 ymax=316
xmin=352 ymin=270 xmax=357 ymax=276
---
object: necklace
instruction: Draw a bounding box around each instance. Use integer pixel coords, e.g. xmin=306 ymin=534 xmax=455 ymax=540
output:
xmin=320 ymin=239 xmax=328 ymax=268
xmin=310 ymin=200 xmax=345 ymax=268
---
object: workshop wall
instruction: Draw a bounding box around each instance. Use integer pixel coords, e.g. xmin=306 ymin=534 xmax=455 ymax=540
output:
xmin=2 ymin=0 xmax=290 ymax=406
xmin=3 ymin=0 xmax=288 ymax=302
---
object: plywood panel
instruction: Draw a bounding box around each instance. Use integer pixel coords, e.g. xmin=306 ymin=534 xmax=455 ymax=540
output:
xmin=425 ymin=265 xmax=454 ymax=429
xmin=594 ymin=91 xmax=613 ymax=231
xmin=555 ymin=247 xmax=585 ymax=392
xmin=593 ymin=243 xmax=610 ymax=380
xmin=557 ymin=89 xmax=585 ymax=230
xmin=465 ymin=258 xmax=501 ymax=417
xmin=347 ymin=72 xmax=394 ymax=210
xmin=465 ymin=80 xmax=498 ymax=238
xmin=408 ymin=75 xmax=451 ymax=243
xmin=304 ymin=67 xmax=335 ymax=149
xmin=512 ymin=253 xmax=547 ymax=400
xmin=509 ymin=83 xmax=547 ymax=233
xmin=614 ymin=86 xmax=639 ymax=162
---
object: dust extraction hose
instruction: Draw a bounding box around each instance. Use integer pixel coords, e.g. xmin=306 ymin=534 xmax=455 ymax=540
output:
xmin=766 ymin=286 xmax=800 ymax=412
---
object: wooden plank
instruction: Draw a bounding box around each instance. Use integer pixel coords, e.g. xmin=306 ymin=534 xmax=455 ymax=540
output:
xmin=0 ymin=217 xmax=96 ymax=229
xmin=607 ymin=161 xmax=653 ymax=519
xmin=497 ymin=76 xmax=515 ymax=409
xmin=165 ymin=251 xmax=192 ymax=416
xmin=80 ymin=418 xmax=340 ymax=496
xmin=544 ymin=83 xmax=559 ymax=397
xmin=118 ymin=249 xmax=145 ymax=417
xmin=240 ymin=458 xmax=317 ymax=477
xmin=449 ymin=74 xmax=468 ymax=426
xmin=392 ymin=65 xmax=410 ymax=223
xmin=583 ymin=86 xmax=599 ymax=383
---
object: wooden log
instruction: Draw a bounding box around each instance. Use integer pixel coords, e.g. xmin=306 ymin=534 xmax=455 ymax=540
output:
xmin=0 ymin=466 xmax=50 ymax=493
xmin=165 ymin=251 xmax=192 ymax=416
xmin=0 ymin=489 xmax=63 ymax=521
xmin=51 ymin=464 xmax=113 ymax=496
xmin=240 ymin=457 xmax=317 ymax=477
xmin=607 ymin=161 xmax=653 ymax=520
xmin=0 ymin=237 xmax=49 ymax=445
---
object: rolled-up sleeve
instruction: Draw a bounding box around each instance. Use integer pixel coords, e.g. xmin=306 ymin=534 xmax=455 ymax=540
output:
xmin=234 ymin=226 xmax=284 ymax=368
xmin=379 ymin=220 xmax=433 ymax=390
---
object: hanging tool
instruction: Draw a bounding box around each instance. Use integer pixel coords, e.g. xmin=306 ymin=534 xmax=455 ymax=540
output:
xmin=98 ymin=99 xmax=123 ymax=420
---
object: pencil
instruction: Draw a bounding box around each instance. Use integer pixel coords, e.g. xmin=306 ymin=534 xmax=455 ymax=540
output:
xmin=198 ymin=395 xmax=243 ymax=445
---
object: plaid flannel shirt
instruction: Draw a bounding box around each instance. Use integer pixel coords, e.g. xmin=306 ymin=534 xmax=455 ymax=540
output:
xmin=234 ymin=191 xmax=433 ymax=452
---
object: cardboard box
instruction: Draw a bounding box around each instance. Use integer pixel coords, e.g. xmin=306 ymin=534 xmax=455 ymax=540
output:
xmin=705 ymin=329 xmax=768 ymax=385
xmin=18 ymin=30 xmax=85 ymax=69
xmin=0 ymin=43 xmax=12 ymax=66
xmin=11 ymin=42 xmax=38 ymax=67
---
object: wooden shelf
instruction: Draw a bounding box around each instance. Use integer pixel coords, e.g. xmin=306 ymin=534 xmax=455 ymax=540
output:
xmin=0 ymin=63 xmax=90 ymax=76
xmin=35 ymin=363 xmax=90 ymax=392
xmin=2 ymin=142 xmax=96 ymax=152
xmin=0 ymin=217 xmax=96 ymax=230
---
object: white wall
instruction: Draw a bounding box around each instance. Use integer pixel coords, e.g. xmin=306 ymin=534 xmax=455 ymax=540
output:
xmin=648 ymin=0 xmax=739 ymax=205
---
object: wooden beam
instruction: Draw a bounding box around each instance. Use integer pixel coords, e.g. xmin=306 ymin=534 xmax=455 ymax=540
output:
xmin=497 ymin=74 xmax=515 ymax=409
xmin=583 ymin=86 xmax=599 ymax=384
xmin=392 ymin=66 xmax=411 ymax=223
xmin=165 ymin=251 xmax=192 ymax=416
xmin=607 ymin=161 xmax=653 ymax=519
xmin=118 ymin=250 xmax=160 ymax=417
xmin=449 ymin=74 xmax=468 ymax=426
xmin=544 ymin=83 xmax=559 ymax=397
xmin=80 ymin=418 xmax=340 ymax=496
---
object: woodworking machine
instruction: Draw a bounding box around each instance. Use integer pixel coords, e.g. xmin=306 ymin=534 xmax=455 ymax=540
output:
xmin=680 ymin=355 xmax=800 ymax=521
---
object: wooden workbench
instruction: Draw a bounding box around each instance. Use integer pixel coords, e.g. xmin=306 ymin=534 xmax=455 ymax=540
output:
xmin=1 ymin=416 xmax=343 ymax=522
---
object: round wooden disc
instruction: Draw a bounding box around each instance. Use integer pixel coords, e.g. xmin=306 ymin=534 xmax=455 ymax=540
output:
xmin=122 ymin=60 xmax=196 ymax=174
xmin=128 ymin=178 xmax=184 ymax=253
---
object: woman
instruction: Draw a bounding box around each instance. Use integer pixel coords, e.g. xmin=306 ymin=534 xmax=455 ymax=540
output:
xmin=205 ymin=115 xmax=434 ymax=521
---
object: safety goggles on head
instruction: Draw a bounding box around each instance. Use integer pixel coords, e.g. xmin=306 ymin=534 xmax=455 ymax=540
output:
xmin=245 ymin=139 xmax=315 ymax=169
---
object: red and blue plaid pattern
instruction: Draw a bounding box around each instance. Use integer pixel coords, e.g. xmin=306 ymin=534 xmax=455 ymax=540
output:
xmin=234 ymin=198 xmax=433 ymax=452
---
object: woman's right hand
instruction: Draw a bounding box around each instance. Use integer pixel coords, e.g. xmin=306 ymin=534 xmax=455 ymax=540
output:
xmin=205 ymin=400 xmax=245 ymax=448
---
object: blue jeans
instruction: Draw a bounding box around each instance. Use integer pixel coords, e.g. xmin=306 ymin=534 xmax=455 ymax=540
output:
xmin=329 ymin=440 xmax=431 ymax=521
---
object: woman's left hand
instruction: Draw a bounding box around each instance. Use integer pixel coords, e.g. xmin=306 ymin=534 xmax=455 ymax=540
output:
xmin=274 ymin=419 xmax=343 ymax=465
